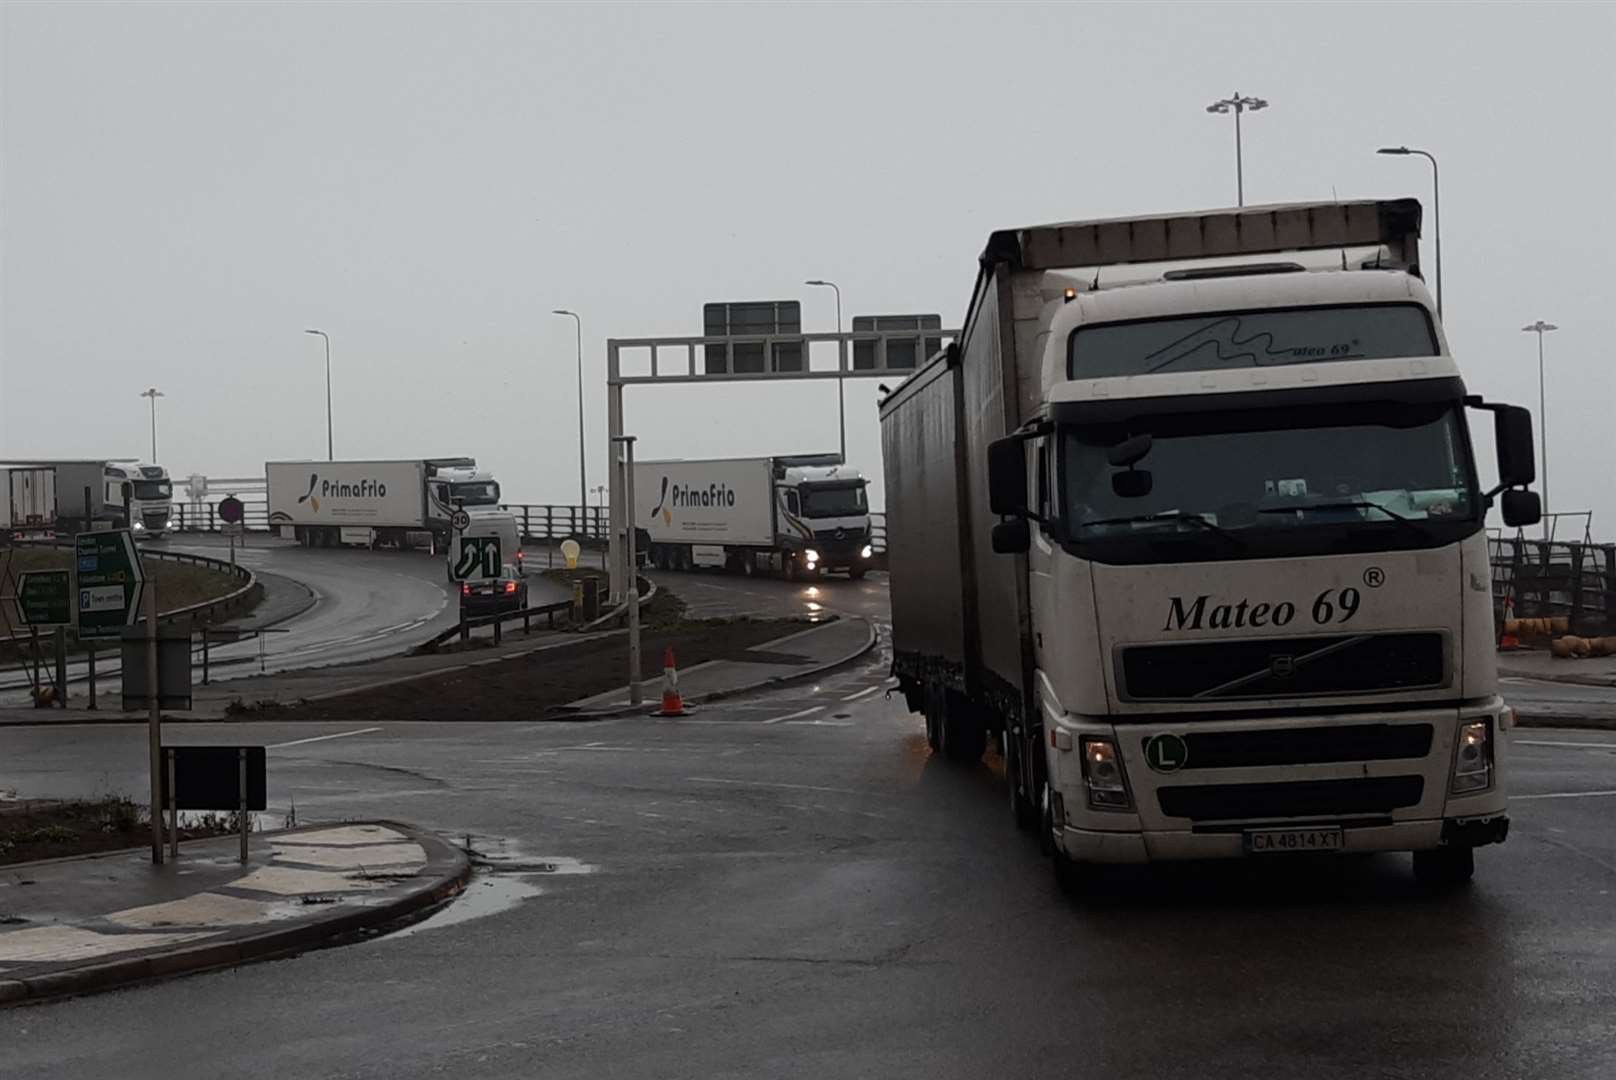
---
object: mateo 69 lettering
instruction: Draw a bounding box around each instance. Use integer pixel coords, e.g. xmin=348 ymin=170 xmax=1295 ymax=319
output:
xmin=1163 ymin=588 xmax=1361 ymax=631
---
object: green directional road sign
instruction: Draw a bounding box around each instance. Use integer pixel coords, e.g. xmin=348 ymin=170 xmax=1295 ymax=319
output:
xmin=450 ymin=535 xmax=501 ymax=583
xmin=18 ymin=570 xmax=72 ymax=627
xmin=75 ymin=529 xmax=145 ymax=639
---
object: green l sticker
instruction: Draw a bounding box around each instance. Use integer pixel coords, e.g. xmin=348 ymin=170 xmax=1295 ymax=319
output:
xmin=1144 ymin=733 xmax=1188 ymax=773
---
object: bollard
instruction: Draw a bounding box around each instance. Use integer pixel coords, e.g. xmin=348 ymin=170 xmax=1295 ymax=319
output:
xmin=202 ymin=628 xmax=210 ymax=686
xmin=87 ymin=642 xmax=97 ymax=710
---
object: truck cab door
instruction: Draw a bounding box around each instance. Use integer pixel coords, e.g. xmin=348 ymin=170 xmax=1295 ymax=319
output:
xmin=1025 ymin=437 xmax=1057 ymax=672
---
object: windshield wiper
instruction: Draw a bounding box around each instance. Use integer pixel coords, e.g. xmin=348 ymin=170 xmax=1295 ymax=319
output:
xmin=1257 ymin=500 xmax=1426 ymax=535
xmin=1081 ymin=511 xmax=1245 ymax=548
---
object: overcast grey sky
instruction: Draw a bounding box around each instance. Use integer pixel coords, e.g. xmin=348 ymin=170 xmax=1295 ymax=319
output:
xmin=3 ymin=1 xmax=1612 ymax=524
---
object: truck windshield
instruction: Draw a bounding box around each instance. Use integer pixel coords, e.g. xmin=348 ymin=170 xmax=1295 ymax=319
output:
xmin=450 ymin=481 xmax=501 ymax=506
xmin=133 ymin=480 xmax=171 ymax=500
xmin=1069 ymin=302 xmax=1438 ymax=379
xmin=1061 ymin=400 xmax=1477 ymax=560
xmin=799 ymin=482 xmax=867 ymax=518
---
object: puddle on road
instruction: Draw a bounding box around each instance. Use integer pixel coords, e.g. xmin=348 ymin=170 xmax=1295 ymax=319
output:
xmin=382 ymin=875 xmax=546 ymax=940
xmin=371 ymin=833 xmax=596 ymax=942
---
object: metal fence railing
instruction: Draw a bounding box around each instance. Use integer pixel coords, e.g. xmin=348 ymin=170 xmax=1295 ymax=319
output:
xmin=176 ymin=491 xmax=890 ymax=554
xmin=1490 ymin=534 xmax=1616 ymax=638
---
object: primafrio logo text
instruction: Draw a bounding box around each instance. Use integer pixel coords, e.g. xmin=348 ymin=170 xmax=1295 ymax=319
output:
xmin=649 ymin=476 xmax=737 ymax=525
xmin=295 ymin=472 xmax=390 ymax=514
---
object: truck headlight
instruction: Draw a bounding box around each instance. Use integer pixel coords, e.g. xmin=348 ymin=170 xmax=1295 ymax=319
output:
xmin=1080 ymin=736 xmax=1133 ymax=811
xmin=860 ymin=544 xmax=873 ymax=559
xmin=132 ymin=521 xmax=145 ymax=532
xmin=804 ymin=548 xmax=819 ymax=564
xmin=1450 ymin=719 xmax=1494 ymax=794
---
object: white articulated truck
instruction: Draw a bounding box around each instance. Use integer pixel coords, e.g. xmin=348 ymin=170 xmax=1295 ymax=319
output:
xmin=0 ymin=460 xmax=173 ymax=538
xmin=636 ymin=455 xmax=874 ymax=579
xmin=880 ymin=200 xmax=1541 ymax=890
xmin=267 ymin=457 xmax=503 ymax=552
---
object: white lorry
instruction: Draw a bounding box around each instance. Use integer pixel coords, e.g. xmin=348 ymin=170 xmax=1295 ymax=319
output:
xmin=267 ymin=457 xmax=504 ymax=553
xmin=0 ymin=460 xmax=173 ymax=538
xmin=637 ymin=455 xmax=874 ymax=579
xmin=879 ymin=199 xmax=1541 ymax=889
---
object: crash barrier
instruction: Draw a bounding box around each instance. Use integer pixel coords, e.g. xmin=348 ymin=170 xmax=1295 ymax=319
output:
xmin=173 ymin=492 xmax=890 ymax=555
xmin=417 ymin=598 xmax=574 ymax=653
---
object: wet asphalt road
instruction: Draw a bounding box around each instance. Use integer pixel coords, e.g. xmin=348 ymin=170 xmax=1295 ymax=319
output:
xmin=3 ymin=614 xmax=1616 ymax=1077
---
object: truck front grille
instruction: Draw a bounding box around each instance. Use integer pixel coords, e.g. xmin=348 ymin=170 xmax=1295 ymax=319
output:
xmin=1157 ymin=776 xmax=1425 ymax=821
xmin=1121 ymin=632 xmax=1445 ymax=701
xmin=1175 ymin=724 xmax=1434 ymax=769
xmin=142 ymin=511 xmax=170 ymax=529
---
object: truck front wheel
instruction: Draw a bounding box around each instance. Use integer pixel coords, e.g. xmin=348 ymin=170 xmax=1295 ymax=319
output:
xmin=1412 ymin=846 xmax=1475 ymax=889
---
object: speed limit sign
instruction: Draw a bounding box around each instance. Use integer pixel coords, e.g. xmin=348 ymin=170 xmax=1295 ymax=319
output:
xmin=450 ymin=509 xmax=472 ymax=532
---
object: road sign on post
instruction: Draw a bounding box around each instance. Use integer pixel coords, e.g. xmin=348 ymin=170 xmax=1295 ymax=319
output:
xmin=449 ymin=535 xmax=501 ymax=582
xmin=17 ymin=571 xmax=71 ymax=627
xmin=74 ymin=530 xmax=144 ymax=639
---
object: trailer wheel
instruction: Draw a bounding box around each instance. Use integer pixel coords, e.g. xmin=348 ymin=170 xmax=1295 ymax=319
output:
xmin=847 ymin=566 xmax=867 ymax=581
xmin=922 ymin=685 xmax=943 ymax=752
xmin=940 ymin=691 xmax=987 ymax=764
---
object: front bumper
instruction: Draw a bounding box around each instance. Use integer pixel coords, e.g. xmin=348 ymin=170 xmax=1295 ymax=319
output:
xmin=1047 ymin=697 xmax=1513 ymax=864
xmin=1058 ymin=815 xmax=1509 ymax=863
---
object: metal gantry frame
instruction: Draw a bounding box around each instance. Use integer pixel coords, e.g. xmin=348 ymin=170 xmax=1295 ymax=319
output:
xmin=603 ymin=327 xmax=958 ymax=608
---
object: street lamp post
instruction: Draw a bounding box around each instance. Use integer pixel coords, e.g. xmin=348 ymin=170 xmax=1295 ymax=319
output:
xmin=1522 ymin=320 xmax=1559 ymax=536
xmin=804 ymin=279 xmax=845 ymax=462
xmin=1377 ymin=146 xmax=1443 ymax=317
xmin=139 ymin=388 xmax=164 ymax=461
xmin=1205 ymin=92 xmax=1268 ymax=207
xmin=303 ymin=329 xmax=333 ymax=460
xmin=552 ymin=310 xmax=588 ymax=524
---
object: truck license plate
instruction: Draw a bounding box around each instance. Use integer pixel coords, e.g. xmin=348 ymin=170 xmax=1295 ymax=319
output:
xmin=1244 ymin=827 xmax=1343 ymax=854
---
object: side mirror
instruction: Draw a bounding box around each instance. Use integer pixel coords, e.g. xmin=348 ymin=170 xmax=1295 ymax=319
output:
xmin=992 ymin=518 xmax=1030 ymax=554
xmin=1494 ymin=405 xmax=1536 ymax=488
xmin=988 ymin=437 xmax=1028 ymax=517
xmin=1112 ymin=470 xmax=1154 ymax=499
xmin=1501 ymin=489 xmax=1541 ymax=528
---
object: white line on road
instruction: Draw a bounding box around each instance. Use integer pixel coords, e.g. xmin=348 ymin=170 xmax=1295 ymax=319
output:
xmin=783 ymin=719 xmax=853 ymax=727
xmin=1511 ymin=789 xmax=1616 ymax=801
xmin=687 ymin=776 xmax=859 ymax=795
xmin=1516 ymin=739 xmax=1616 ymax=750
xmin=268 ymin=727 xmax=383 ymax=749
xmin=840 ymin=686 xmax=882 ymax=702
xmin=763 ymin=706 xmax=824 ymax=725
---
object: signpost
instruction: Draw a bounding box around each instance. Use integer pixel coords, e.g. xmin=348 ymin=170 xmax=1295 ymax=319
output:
xmin=73 ymin=529 xmax=161 ymax=861
xmin=219 ymin=495 xmax=245 ymax=564
xmin=73 ymin=530 xmax=144 ymax=639
xmin=449 ymin=535 xmax=501 ymax=583
xmin=17 ymin=571 xmax=71 ymax=628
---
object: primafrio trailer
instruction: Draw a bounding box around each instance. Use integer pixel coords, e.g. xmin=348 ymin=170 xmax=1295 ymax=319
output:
xmin=267 ymin=457 xmax=502 ymax=551
xmin=879 ymin=199 xmax=1540 ymax=889
xmin=636 ymin=454 xmax=874 ymax=579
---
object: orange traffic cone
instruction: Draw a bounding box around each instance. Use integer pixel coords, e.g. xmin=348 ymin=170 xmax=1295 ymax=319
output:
xmin=657 ymin=646 xmax=687 ymax=716
xmin=1498 ymin=591 xmax=1520 ymax=651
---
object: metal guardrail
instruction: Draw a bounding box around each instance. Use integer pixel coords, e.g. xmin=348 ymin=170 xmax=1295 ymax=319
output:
xmin=175 ymin=492 xmax=890 ymax=553
xmin=1490 ymin=535 xmax=1616 ymax=638
xmin=417 ymin=598 xmax=574 ymax=653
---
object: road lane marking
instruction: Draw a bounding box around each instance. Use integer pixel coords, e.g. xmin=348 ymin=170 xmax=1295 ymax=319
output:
xmin=841 ymin=686 xmax=882 ymax=702
xmin=1510 ymin=789 xmax=1616 ymax=801
xmin=763 ymin=706 xmax=824 ymax=725
xmin=687 ymin=776 xmax=859 ymax=795
xmin=269 ymin=726 xmax=383 ymax=749
xmin=1516 ymin=739 xmax=1616 ymax=749
xmin=783 ymin=719 xmax=853 ymax=727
